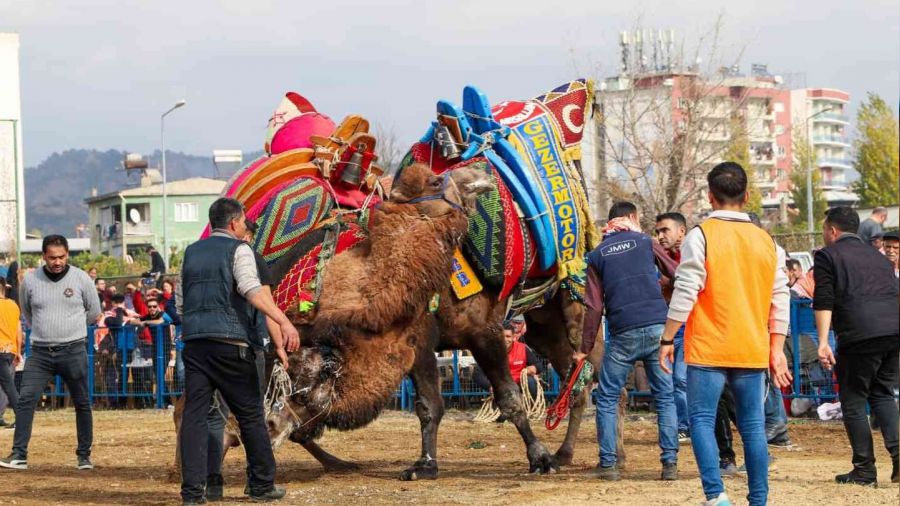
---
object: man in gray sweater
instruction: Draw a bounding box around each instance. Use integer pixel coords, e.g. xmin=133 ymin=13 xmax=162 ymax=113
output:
xmin=0 ymin=235 xmax=101 ymax=471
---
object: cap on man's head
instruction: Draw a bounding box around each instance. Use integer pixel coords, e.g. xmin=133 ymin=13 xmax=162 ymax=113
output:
xmin=883 ymin=231 xmax=899 ymax=241
xmin=511 ymin=315 xmax=525 ymax=323
xmin=871 ymin=232 xmax=884 ymax=240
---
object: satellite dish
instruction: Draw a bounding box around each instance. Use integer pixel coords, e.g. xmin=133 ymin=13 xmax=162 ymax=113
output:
xmin=129 ymin=208 xmax=141 ymax=224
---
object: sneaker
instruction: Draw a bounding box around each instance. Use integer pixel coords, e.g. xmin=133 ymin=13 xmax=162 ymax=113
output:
xmin=835 ymin=470 xmax=877 ymax=487
xmin=4 ymin=423 xmax=14 ymax=430
xmin=678 ymin=430 xmax=691 ymax=443
xmin=248 ymin=485 xmax=287 ymax=502
xmin=0 ymin=453 xmax=27 ymax=470
xmin=767 ymin=435 xmax=793 ymax=448
xmin=737 ymin=454 xmax=776 ymax=474
xmin=891 ymin=458 xmax=898 ymax=484
xmin=719 ymin=460 xmax=738 ymax=477
xmin=702 ymin=492 xmax=732 ymax=505
xmin=661 ymin=462 xmax=678 ymax=481
xmin=77 ymin=456 xmax=94 ymax=470
xmin=590 ymin=464 xmax=621 ymax=481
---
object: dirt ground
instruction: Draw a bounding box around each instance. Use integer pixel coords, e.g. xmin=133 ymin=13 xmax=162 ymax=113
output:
xmin=0 ymin=408 xmax=897 ymax=505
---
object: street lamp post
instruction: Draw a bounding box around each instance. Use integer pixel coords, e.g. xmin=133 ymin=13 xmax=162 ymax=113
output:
xmin=160 ymin=99 xmax=186 ymax=269
xmin=804 ymin=105 xmax=836 ymax=249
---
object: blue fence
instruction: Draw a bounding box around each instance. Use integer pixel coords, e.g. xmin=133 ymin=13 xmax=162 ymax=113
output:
xmin=15 ymin=299 xmax=838 ymax=411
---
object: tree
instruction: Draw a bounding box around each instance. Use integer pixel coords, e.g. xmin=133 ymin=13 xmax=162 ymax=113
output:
xmin=852 ymin=93 xmax=899 ymax=207
xmin=791 ymin=127 xmax=827 ymax=230
xmin=596 ymin=16 xmax=769 ymax=224
xmin=723 ymin=114 xmax=762 ymax=215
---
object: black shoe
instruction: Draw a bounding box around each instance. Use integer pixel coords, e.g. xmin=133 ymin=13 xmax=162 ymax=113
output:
xmin=767 ymin=435 xmax=793 ymax=447
xmin=835 ymin=470 xmax=877 ymax=487
xmin=206 ymin=474 xmax=224 ymax=501
xmin=890 ymin=458 xmax=898 ymax=484
xmin=589 ymin=464 xmax=620 ymax=481
xmin=0 ymin=453 xmax=27 ymax=470
xmin=719 ymin=460 xmax=738 ymax=477
xmin=677 ymin=430 xmax=690 ymax=443
xmin=249 ymin=485 xmax=287 ymax=502
xmin=661 ymin=462 xmax=678 ymax=481
xmin=182 ymin=498 xmax=207 ymax=505
xmin=77 ymin=456 xmax=94 ymax=470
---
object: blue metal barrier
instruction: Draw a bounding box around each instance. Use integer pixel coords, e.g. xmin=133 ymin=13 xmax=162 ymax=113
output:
xmin=17 ymin=302 xmax=846 ymax=410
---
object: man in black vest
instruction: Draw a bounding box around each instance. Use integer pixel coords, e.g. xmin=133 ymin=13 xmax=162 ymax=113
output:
xmin=177 ymin=197 xmax=300 ymax=504
xmin=575 ymin=201 xmax=679 ymax=481
xmin=814 ymin=206 xmax=899 ymax=486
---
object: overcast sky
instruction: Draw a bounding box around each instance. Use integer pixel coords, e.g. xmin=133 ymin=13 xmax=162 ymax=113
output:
xmin=3 ymin=0 xmax=898 ymax=167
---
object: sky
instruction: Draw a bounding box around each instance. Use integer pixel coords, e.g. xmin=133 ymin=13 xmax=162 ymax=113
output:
xmin=2 ymin=0 xmax=898 ymax=167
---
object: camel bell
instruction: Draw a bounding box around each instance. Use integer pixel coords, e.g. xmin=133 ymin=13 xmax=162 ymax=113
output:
xmin=435 ymin=124 xmax=461 ymax=160
xmin=341 ymin=149 xmax=364 ymax=186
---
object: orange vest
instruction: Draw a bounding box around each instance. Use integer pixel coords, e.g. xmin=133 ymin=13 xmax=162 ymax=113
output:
xmin=684 ymin=218 xmax=776 ymax=368
xmin=508 ymin=341 xmax=527 ymax=383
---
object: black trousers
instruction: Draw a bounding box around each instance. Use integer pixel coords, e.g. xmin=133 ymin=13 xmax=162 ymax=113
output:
xmin=13 ymin=341 xmax=92 ymax=458
xmin=835 ymin=347 xmax=900 ymax=479
xmin=0 ymin=353 xmax=18 ymax=417
xmin=206 ymin=349 xmax=267 ymax=483
xmin=715 ymin=385 xmax=737 ymax=464
xmin=180 ymin=340 xmax=275 ymax=501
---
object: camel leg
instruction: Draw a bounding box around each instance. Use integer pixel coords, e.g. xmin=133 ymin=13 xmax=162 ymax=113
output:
xmin=298 ymin=439 xmax=359 ymax=472
xmin=400 ymin=346 xmax=444 ymax=481
xmin=470 ymin=338 xmax=557 ymax=474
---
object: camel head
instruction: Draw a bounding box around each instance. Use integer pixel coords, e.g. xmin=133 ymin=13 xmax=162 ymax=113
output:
xmin=390 ymin=163 xmax=492 ymax=217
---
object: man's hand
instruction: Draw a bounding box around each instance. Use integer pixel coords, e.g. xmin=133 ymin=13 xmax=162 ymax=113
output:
xmin=525 ymin=365 xmax=538 ymax=376
xmin=769 ymin=349 xmax=793 ymax=388
xmin=818 ymin=343 xmax=836 ymax=371
xmin=658 ymin=344 xmax=675 ymax=374
xmin=279 ymin=321 xmax=300 ymax=353
xmin=275 ymin=345 xmax=290 ymax=369
xmin=13 ymin=354 xmax=21 ymax=367
xmin=572 ymin=351 xmax=588 ymax=363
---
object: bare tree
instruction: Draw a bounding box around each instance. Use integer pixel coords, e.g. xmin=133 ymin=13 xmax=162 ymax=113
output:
xmin=373 ymin=122 xmax=405 ymax=177
xmin=595 ymin=16 xmax=773 ymax=226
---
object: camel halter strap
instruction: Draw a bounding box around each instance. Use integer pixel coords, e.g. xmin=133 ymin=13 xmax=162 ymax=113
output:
xmin=396 ymin=171 xmax=463 ymax=211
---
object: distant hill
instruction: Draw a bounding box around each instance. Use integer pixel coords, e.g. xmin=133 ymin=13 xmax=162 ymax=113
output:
xmin=24 ymin=149 xmax=263 ymax=236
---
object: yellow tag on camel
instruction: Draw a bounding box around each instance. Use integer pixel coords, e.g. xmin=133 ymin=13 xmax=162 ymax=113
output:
xmin=449 ymin=249 xmax=483 ymax=300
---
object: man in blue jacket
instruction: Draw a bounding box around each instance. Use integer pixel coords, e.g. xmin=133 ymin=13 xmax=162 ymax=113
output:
xmin=574 ymin=201 xmax=679 ymax=481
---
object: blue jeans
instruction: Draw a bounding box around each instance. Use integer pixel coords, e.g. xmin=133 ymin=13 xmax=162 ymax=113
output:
xmin=596 ymin=323 xmax=678 ymax=466
xmin=764 ymin=378 xmax=787 ymax=432
xmin=672 ymin=327 xmax=688 ymax=432
xmin=688 ymin=366 xmax=768 ymax=506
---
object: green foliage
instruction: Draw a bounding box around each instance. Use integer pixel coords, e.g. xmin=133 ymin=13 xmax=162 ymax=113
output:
xmin=791 ymin=127 xmax=827 ymax=231
xmin=724 ymin=115 xmax=762 ymax=215
xmin=851 ymin=93 xmax=899 ymax=207
xmin=68 ymin=252 xmax=149 ymax=277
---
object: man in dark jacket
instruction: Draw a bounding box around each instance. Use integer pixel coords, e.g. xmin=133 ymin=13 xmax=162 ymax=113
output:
xmin=575 ymin=201 xmax=679 ymax=481
xmin=176 ymin=198 xmax=299 ymax=504
xmin=814 ymin=206 xmax=899 ymax=486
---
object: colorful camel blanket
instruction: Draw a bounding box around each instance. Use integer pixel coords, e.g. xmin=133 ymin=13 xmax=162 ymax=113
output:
xmin=273 ymin=222 xmax=368 ymax=315
xmin=492 ymin=79 xmax=599 ymax=281
xmin=246 ymin=176 xmax=336 ymax=265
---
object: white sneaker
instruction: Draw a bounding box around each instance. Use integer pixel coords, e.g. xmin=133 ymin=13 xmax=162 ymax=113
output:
xmin=702 ymin=492 xmax=732 ymax=506
xmin=0 ymin=454 xmax=27 ymax=470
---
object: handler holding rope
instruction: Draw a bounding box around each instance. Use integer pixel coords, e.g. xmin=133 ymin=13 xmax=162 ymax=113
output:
xmin=177 ymin=198 xmax=299 ymax=505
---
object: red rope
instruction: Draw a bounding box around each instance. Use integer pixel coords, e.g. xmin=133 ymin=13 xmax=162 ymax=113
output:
xmin=545 ymin=358 xmax=587 ymax=431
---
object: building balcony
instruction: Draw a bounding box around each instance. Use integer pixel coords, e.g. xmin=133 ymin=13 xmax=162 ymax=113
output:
xmin=813 ymin=112 xmax=849 ymax=124
xmin=813 ymin=135 xmax=850 ymax=146
xmin=819 ymin=157 xmax=852 ymax=169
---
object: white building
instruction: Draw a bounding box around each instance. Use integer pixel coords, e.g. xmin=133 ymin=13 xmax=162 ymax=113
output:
xmin=790 ymin=88 xmax=853 ymax=190
xmin=0 ymin=33 xmax=25 ymax=255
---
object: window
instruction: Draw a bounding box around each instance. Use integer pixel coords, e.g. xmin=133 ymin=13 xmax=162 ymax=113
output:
xmin=777 ymin=146 xmax=786 ymax=157
xmin=174 ymin=202 xmax=199 ymax=222
xmin=774 ymin=102 xmax=784 ymax=113
xmin=774 ymin=125 xmax=785 ymax=135
xmin=677 ymin=97 xmax=688 ymax=109
xmin=776 ymin=169 xmax=785 ymax=180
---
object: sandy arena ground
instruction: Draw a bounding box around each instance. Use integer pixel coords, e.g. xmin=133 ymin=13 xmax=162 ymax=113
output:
xmin=0 ymin=408 xmax=897 ymax=505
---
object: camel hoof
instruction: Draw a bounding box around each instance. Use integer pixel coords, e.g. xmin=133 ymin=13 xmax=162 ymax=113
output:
xmin=527 ymin=444 xmax=559 ymax=475
xmin=399 ymin=460 xmax=438 ymax=481
xmin=554 ymin=449 xmax=574 ymax=467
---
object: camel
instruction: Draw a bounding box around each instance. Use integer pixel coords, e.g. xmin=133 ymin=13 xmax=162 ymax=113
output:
xmin=170 ymin=164 xmax=491 ymax=479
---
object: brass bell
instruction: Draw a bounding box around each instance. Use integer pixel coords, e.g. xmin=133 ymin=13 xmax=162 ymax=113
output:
xmin=340 ymin=145 xmax=365 ymax=186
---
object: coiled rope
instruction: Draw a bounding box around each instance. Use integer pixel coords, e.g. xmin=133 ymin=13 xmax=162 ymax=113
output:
xmin=474 ymin=369 xmax=545 ymax=423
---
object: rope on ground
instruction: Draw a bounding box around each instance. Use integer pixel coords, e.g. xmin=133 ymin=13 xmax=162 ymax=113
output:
xmin=473 ymin=370 xmax=545 ymax=423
